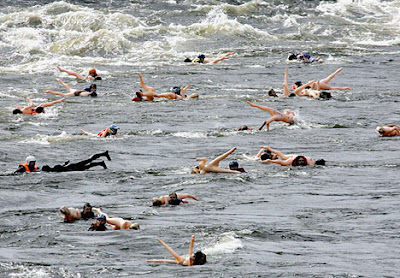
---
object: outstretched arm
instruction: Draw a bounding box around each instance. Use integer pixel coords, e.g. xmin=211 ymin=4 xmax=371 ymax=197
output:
xmin=176 ymin=193 xmax=198 ymax=201
xmin=261 ymin=146 xmax=290 ymax=160
xmin=188 ymin=235 xmax=195 ymax=263
xmin=39 ymin=98 xmax=66 ymax=108
xmin=43 ymin=90 xmax=68 ymax=97
xmin=261 ymin=159 xmax=291 ymax=166
xmin=147 ymin=259 xmax=177 ymax=264
xmin=293 ymin=80 xmax=316 ymax=96
xmin=283 ymin=68 xmax=290 ymax=97
xmin=137 ymin=73 xmax=153 ymax=92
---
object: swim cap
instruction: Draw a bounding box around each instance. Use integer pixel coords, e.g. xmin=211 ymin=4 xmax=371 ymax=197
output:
xmin=89 ymin=68 xmax=96 ymax=74
xmin=109 ymin=124 xmax=118 ymax=131
xmin=26 ymin=155 xmax=36 ymax=163
xmin=97 ymin=214 xmax=106 ymax=220
xmin=198 ymin=54 xmax=205 ymax=59
xmin=171 ymin=87 xmax=181 ymax=94
xmin=229 ymin=161 xmax=239 ymax=168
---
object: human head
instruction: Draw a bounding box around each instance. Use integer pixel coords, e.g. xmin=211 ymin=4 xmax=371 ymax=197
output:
xmin=89 ymin=91 xmax=97 ymax=97
xmin=267 ymin=89 xmax=278 ymax=97
xmin=109 ymin=124 xmax=119 ymax=135
xmin=229 ymin=161 xmax=239 ymax=171
xmin=168 ymin=192 xmax=178 ymax=202
xmin=319 ymin=91 xmax=332 ymax=99
xmin=152 ymin=197 xmax=163 ymax=206
xmin=237 ymin=125 xmax=251 ymax=131
xmin=198 ymin=54 xmax=205 ymax=62
xmin=288 ymin=54 xmax=297 ymax=60
xmin=283 ymin=109 xmax=295 ymax=116
xmin=188 ymin=93 xmax=199 ymax=99
xmin=191 ymin=165 xmax=200 ymax=174
xmin=193 ymin=251 xmax=207 ymax=265
xmin=293 ymin=81 xmax=302 ymax=89
xmin=60 ymin=206 xmax=70 ymax=216
xmin=129 ymin=222 xmax=140 ymax=230
xmin=292 ymin=156 xmax=307 ymax=166
xmin=89 ymin=68 xmax=97 ymax=76
xmin=26 ymin=155 xmax=36 ymax=168
xmin=97 ymin=214 xmax=106 ymax=225
xmin=260 ymin=152 xmax=273 ymax=161
xmin=83 ymin=203 xmax=92 ymax=214
xmin=13 ymin=109 xmax=22 ymax=114
xmin=315 ymin=159 xmax=326 ymax=165
xmin=35 ymin=106 xmax=44 ymax=114
xmin=42 ymin=165 xmax=51 ymax=172
xmin=171 ymin=87 xmax=181 ymax=95
xmin=89 ymin=84 xmax=97 ymax=92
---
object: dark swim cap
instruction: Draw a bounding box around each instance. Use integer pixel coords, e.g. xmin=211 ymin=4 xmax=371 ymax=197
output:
xmin=97 ymin=214 xmax=106 ymax=220
xmin=13 ymin=109 xmax=22 ymax=114
xmin=198 ymin=54 xmax=205 ymax=59
xmin=171 ymin=87 xmax=181 ymax=94
xmin=229 ymin=161 xmax=239 ymax=168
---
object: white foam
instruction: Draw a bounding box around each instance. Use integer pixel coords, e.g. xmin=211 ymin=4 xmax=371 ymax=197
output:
xmin=202 ymin=231 xmax=243 ymax=255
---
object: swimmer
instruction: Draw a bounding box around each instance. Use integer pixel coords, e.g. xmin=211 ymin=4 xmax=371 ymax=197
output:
xmin=291 ymin=79 xmax=332 ymax=99
xmin=259 ymin=146 xmax=325 ymax=166
xmin=236 ymin=125 xmax=252 ymax=131
xmin=292 ymin=68 xmax=351 ymax=91
xmin=255 ymin=147 xmax=278 ymax=161
xmin=41 ymin=151 xmax=111 ymax=172
xmin=184 ymin=52 xmax=235 ymax=64
xmin=152 ymin=192 xmax=199 ymax=206
xmin=43 ymin=79 xmax=97 ymax=97
xmin=88 ymin=214 xmax=107 ymax=231
xmin=59 ymin=203 xmax=97 ymax=222
xmin=282 ymin=68 xmax=317 ymax=98
xmin=15 ymin=155 xmax=38 ymax=173
xmin=132 ymin=73 xmax=157 ymax=101
xmin=287 ymin=52 xmax=320 ymax=63
xmin=13 ymin=97 xmax=65 ymax=114
xmin=57 ymin=66 xmax=102 ymax=81
xmin=191 ymin=147 xmax=242 ymax=174
xmin=147 ymin=235 xmax=207 ymax=266
xmin=247 ymin=101 xmax=296 ymax=130
xmin=228 ymin=161 xmax=246 ymax=172
xmin=157 ymin=86 xmax=195 ymax=100
xmin=81 ymin=124 xmax=119 ymax=138
xmin=92 ymin=208 xmax=140 ymax=230
xmin=376 ymin=124 xmax=400 ymax=137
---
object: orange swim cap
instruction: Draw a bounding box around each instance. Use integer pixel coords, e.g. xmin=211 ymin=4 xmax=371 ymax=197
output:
xmin=89 ymin=68 xmax=96 ymax=74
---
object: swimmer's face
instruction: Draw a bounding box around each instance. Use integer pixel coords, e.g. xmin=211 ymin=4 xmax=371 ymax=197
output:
xmin=191 ymin=166 xmax=200 ymax=174
xmin=28 ymin=161 xmax=36 ymax=168
xmin=83 ymin=206 xmax=92 ymax=214
xmin=111 ymin=129 xmax=117 ymax=135
xmin=97 ymin=218 xmax=106 ymax=226
xmin=169 ymin=193 xmax=178 ymax=203
xmin=297 ymin=157 xmax=307 ymax=166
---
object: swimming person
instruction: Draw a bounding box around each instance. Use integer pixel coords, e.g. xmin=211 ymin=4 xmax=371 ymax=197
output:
xmin=246 ymin=101 xmax=296 ymax=130
xmin=132 ymin=73 xmax=157 ymax=101
xmin=13 ymin=97 xmax=65 ymax=114
xmin=59 ymin=203 xmax=97 ymax=222
xmin=81 ymin=124 xmax=119 ymax=137
xmin=92 ymin=208 xmax=140 ymax=230
xmin=88 ymin=214 xmax=107 ymax=231
xmin=147 ymin=235 xmax=207 ymax=266
xmin=41 ymin=151 xmax=111 ymax=172
xmin=292 ymin=68 xmax=351 ymax=91
xmin=43 ymin=79 xmax=97 ymax=97
xmin=376 ymin=124 xmax=400 ymax=137
xmin=287 ymin=52 xmax=320 ymax=63
xmin=191 ymin=147 xmax=242 ymax=174
xmin=255 ymin=147 xmax=278 ymax=161
xmin=15 ymin=155 xmax=38 ymax=173
xmin=152 ymin=192 xmax=199 ymax=206
xmin=259 ymin=146 xmax=325 ymax=166
xmin=157 ymin=86 xmax=192 ymax=100
xmin=282 ymin=68 xmax=320 ymax=98
xmin=184 ymin=52 xmax=235 ymax=64
xmin=57 ymin=66 xmax=102 ymax=80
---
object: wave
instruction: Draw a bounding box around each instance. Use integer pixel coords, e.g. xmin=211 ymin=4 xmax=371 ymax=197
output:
xmin=202 ymin=231 xmax=243 ymax=255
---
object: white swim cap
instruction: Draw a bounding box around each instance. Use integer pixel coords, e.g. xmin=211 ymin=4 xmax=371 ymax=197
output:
xmin=26 ymin=155 xmax=36 ymax=163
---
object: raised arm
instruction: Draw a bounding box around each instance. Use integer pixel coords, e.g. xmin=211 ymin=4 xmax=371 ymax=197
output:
xmin=261 ymin=146 xmax=290 ymax=160
xmin=261 ymin=159 xmax=291 ymax=166
xmin=293 ymin=80 xmax=316 ymax=96
xmin=180 ymin=85 xmax=190 ymax=96
xmin=39 ymin=98 xmax=66 ymax=108
xmin=188 ymin=235 xmax=195 ymax=264
xmin=25 ymin=97 xmax=34 ymax=110
xmin=156 ymin=238 xmax=185 ymax=264
xmin=137 ymin=73 xmax=152 ymax=92
xmin=209 ymin=147 xmax=236 ymax=165
xmin=283 ymin=68 xmax=290 ymax=97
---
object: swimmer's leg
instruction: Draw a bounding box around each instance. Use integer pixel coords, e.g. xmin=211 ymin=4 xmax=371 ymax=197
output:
xmin=43 ymin=90 xmax=70 ymax=97
xmin=320 ymin=68 xmax=343 ymax=85
xmin=247 ymin=101 xmax=278 ymax=116
xmin=210 ymin=167 xmax=241 ymax=174
xmin=39 ymin=98 xmax=66 ymax=108
xmin=57 ymin=66 xmax=86 ymax=79
xmin=156 ymin=238 xmax=184 ymax=263
xmin=56 ymin=79 xmax=74 ymax=93
xmin=82 ymin=161 xmax=107 ymax=170
xmin=209 ymin=147 xmax=236 ymax=166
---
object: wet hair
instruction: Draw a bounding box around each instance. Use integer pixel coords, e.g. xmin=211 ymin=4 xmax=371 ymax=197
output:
xmin=35 ymin=106 xmax=44 ymax=113
xmin=193 ymin=251 xmax=207 ymax=265
xmin=13 ymin=109 xmax=22 ymax=114
xmin=289 ymin=93 xmax=296 ymax=97
xmin=319 ymin=91 xmax=332 ymax=99
xmin=260 ymin=152 xmax=273 ymax=161
xmin=267 ymin=89 xmax=278 ymax=97
xmin=42 ymin=165 xmax=51 ymax=172
xmin=288 ymin=54 xmax=297 ymax=60
xmin=172 ymin=87 xmax=181 ymax=94
xmin=95 ymin=76 xmax=102 ymax=81
xmin=229 ymin=161 xmax=239 ymax=170
xmin=237 ymin=125 xmax=250 ymax=131
xmin=152 ymin=198 xmax=162 ymax=206
xmin=315 ymin=159 xmax=326 ymax=165
xmin=198 ymin=54 xmax=205 ymax=59
xmin=294 ymin=81 xmax=302 ymax=88
xmin=378 ymin=128 xmax=385 ymax=134
xmin=89 ymin=84 xmax=97 ymax=91
xmin=83 ymin=203 xmax=92 ymax=209
xmin=292 ymin=156 xmax=307 ymax=166
xmin=184 ymin=58 xmax=192 ymax=62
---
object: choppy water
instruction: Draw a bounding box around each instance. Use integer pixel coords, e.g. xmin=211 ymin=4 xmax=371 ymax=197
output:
xmin=1 ymin=0 xmax=400 ymax=277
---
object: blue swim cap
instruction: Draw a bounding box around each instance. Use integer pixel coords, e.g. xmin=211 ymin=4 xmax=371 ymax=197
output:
xmin=171 ymin=87 xmax=181 ymax=94
xmin=198 ymin=54 xmax=205 ymax=59
xmin=229 ymin=161 xmax=239 ymax=168
xmin=97 ymin=214 xmax=106 ymax=220
xmin=109 ymin=124 xmax=118 ymax=130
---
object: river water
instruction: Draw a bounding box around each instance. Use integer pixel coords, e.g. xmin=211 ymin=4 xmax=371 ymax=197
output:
xmin=1 ymin=0 xmax=400 ymax=277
